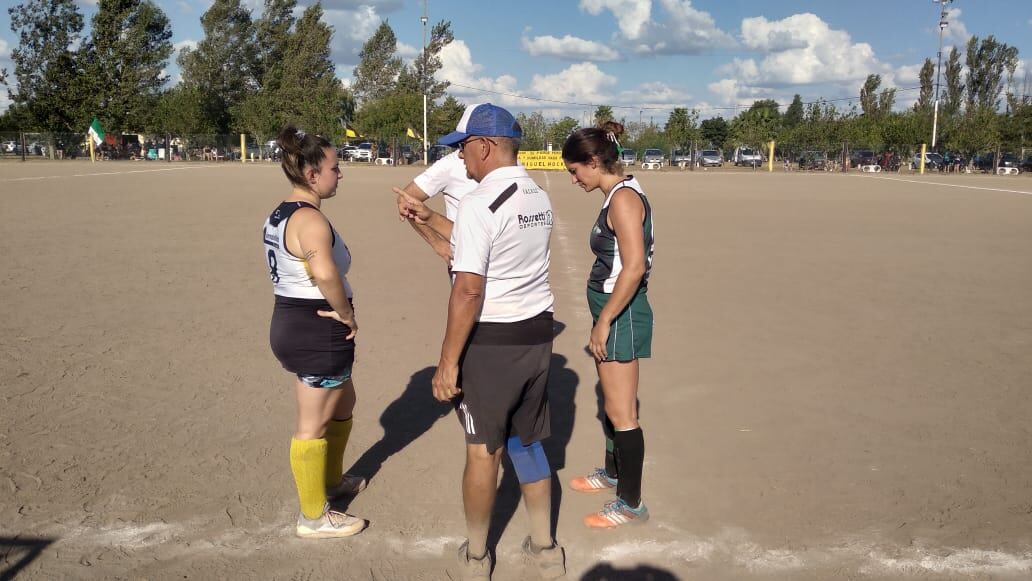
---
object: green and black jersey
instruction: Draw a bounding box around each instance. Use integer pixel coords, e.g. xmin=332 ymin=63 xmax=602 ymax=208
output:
xmin=588 ymin=176 xmax=655 ymax=293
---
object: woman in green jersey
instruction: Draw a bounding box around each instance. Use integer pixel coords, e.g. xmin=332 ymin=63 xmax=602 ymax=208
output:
xmin=562 ymin=121 xmax=655 ymax=528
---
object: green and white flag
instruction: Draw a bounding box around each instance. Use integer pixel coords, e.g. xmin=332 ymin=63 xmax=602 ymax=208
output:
xmin=88 ymin=117 xmax=105 ymax=146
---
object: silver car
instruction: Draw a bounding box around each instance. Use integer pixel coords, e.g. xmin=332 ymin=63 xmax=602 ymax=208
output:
xmin=697 ymin=150 xmax=723 ymax=167
xmin=642 ymin=149 xmax=664 ymax=164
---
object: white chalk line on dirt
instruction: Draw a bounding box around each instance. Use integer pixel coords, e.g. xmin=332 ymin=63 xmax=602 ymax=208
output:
xmin=845 ymin=173 xmax=1032 ymax=196
xmin=48 ymin=518 xmax=1032 ymax=576
xmin=595 ymin=533 xmax=1032 ymax=575
xmin=0 ymin=165 xmax=220 ymax=182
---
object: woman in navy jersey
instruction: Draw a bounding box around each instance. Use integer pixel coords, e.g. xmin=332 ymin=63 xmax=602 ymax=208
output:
xmin=562 ymin=121 xmax=655 ymax=528
xmin=261 ymin=125 xmax=367 ymax=538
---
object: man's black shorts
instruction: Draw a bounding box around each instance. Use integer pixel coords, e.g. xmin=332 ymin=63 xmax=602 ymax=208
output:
xmin=455 ymin=311 xmax=553 ymax=454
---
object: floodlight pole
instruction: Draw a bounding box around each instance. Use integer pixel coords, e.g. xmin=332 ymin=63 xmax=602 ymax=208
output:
xmin=421 ymin=0 xmax=429 ymax=166
xmin=931 ymin=0 xmax=952 ymax=149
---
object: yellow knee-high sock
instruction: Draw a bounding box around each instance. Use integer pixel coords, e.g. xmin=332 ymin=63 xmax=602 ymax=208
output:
xmin=324 ymin=417 xmax=354 ymax=487
xmin=290 ymin=438 xmax=328 ymax=519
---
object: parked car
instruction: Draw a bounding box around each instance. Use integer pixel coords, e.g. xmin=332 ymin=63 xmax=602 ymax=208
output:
xmin=642 ymin=149 xmax=664 ymax=165
xmin=798 ymin=151 xmax=828 ymax=171
xmin=671 ymin=149 xmax=692 ymax=165
xmin=850 ymin=149 xmax=877 ymax=167
xmin=1021 ymin=154 xmax=1032 ymax=173
xmin=338 ymin=145 xmax=358 ymax=160
xmin=974 ymin=152 xmax=1021 ymax=172
xmin=399 ymin=145 xmax=419 ymax=165
xmin=732 ymin=146 xmax=762 ymax=167
xmin=619 ymin=148 xmax=636 ymax=165
xmin=911 ymin=152 xmax=944 ymax=171
xmin=697 ymin=149 xmax=723 ymax=167
xmin=429 ymin=144 xmax=452 ymax=163
xmin=352 ymin=142 xmax=373 ymax=162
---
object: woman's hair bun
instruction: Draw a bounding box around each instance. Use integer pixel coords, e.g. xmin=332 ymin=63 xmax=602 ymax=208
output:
xmin=599 ymin=120 xmax=625 ymax=140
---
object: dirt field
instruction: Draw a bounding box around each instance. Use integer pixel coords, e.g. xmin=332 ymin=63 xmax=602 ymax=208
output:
xmin=1 ymin=160 xmax=1031 ymax=580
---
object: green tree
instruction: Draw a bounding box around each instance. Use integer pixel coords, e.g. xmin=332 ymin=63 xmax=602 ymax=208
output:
xmin=878 ymin=87 xmax=897 ymax=116
xmin=150 ymin=84 xmax=216 ymax=135
xmin=783 ymin=94 xmax=804 ymax=128
xmin=860 ymin=74 xmax=882 ymax=117
xmin=352 ymin=21 xmax=401 ymax=104
xmin=948 ymin=106 xmax=1001 ymax=158
xmin=273 ymin=4 xmax=349 ymax=139
xmin=915 ymin=58 xmax=935 ymax=113
xmin=664 ymin=107 xmax=698 ymax=151
xmin=965 ymin=35 xmax=1019 ymax=111
xmin=235 ymin=0 xmax=296 ymax=145
xmin=178 ymin=0 xmax=256 ymax=133
xmin=401 ymin=20 xmax=453 ymax=102
xmin=549 ymin=116 xmax=578 ymax=148
xmin=428 ymin=94 xmax=464 ymax=141
xmin=253 ymin=0 xmax=295 ymax=91
xmin=6 ymin=0 xmax=86 ymax=131
xmin=355 ymin=91 xmax=421 ymax=144
xmin=731 ymin=99 xmax=781 ymax=146
xmin=700 ymin=116 xmax=729 ymax=149
xmin=593 ymin=105 xmax=613 ymax=126
xmin=943 ymin=47 xmax=964 ymax=117
xmin=82 ymin=0 xmax=173 ymax=135
xmin=0 ymin=102 xmax=34 ymax=130
xmin=516 ymin=111 xmax=549 ymax=150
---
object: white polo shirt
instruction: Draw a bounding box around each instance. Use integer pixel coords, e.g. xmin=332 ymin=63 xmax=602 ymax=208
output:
xmin=450 ymin=165 xmax=555 ymax=323
xmin=412 ymin=150 xmax=476 ymax=221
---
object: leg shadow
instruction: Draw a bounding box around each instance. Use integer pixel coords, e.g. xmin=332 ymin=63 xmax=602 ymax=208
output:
xmin=486 ymin=347 xmax=579 ymax=549
xmin=580 ymin=562 xmax=680 ymax=580
xmin=0 ymin=536 xmax=55 ymax=581
xmin=341 ymin=366 xmax=451 ymax=495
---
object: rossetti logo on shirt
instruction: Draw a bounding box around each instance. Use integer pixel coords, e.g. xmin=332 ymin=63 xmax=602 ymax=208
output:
xmin=518 ymin=210 xmax=553 ymax=230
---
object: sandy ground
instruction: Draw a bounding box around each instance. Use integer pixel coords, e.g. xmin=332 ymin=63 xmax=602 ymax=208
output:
xmin=1 ymin=160 xmax=1032 ymax=580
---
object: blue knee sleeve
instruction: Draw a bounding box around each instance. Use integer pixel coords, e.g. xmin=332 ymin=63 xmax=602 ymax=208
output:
xmin=507 ymin=436 xmax=551 ymax=484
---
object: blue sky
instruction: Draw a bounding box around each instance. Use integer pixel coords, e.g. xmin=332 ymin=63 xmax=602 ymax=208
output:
xmin=2 ymin=0 xmax=1031 ymax=119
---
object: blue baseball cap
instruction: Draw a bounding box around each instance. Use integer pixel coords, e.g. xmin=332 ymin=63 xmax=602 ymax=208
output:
xmin=438 ymin=103 xmax=523 ymax=147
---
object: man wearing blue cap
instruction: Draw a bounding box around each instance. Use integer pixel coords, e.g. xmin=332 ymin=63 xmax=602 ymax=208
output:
xmin=400 ymin=103 xmax=565 ymax=579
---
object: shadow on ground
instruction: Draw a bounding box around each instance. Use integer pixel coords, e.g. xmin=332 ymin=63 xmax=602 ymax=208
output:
xmin=0 ymin=536 xmax=55 ymax=581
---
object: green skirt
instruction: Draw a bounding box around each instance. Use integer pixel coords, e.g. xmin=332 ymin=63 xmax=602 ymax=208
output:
xmin=586 ymin=287 xmax=653 ymax=361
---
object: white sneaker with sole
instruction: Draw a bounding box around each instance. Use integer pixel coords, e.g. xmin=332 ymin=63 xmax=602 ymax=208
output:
xmin=295 ymin=505 xmax=367 ymax=538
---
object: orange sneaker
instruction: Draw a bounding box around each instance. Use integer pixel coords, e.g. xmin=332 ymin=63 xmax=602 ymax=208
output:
xmin=584 ymin=498 xmax=649 ymax=529
xmin=569 ymin=468 xmax=617 ymax=493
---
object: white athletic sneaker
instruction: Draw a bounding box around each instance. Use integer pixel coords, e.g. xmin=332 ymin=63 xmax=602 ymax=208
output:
xmin=457 ymin=540 xmax=492 ymax=580
xmin=326 ymin=473 xmax=368 ymax=499
xmin=295 ymin=505 xmax=367 ymax=538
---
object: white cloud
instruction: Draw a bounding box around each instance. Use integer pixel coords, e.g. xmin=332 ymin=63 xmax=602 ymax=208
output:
xmin=396 ymin=41 xmax=419 ymax=61
xmin=892 ymin=63 xmax=923 ymax=87
xmin=580 ymin=0 xmax=651 ymax=40
xmin=322 ymin=6 xmax=382 ymax=67
xmin=581 ymin=0 xmax=735 ymax=55
xmin=711 ymin=13 xmax=888 ymax=106
xmin=174 ymin=39 xmax=197 ymax=55
xmin=942 ymin=8 xmax=970 ymax=44
xmin=617 ymin=81 xmax=692 ymax=108
xmin=521 ymin=34 xmax=619 ymax=62
xmin=529 ymin=62 xmax=617 ymax=104
xmin=436 ymin=40 xmax=521 ymax=107
xmin=0 ymin=38 xmax=9 ymax=60
xmin=320 ymin=0 xmax=403 ymax=11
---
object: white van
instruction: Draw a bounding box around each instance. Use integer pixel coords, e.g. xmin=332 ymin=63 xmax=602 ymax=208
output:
xmin=732 ymin=146 xmax=763 ymax=167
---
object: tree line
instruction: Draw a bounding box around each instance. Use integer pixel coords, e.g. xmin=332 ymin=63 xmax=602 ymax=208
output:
xmin=2 ymin=0 xmax=1029 ymax=160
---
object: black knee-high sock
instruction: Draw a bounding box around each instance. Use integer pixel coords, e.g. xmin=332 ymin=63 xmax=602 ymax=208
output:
xmin=613 ymin=427 xmax=644 ymax=507
xmin=603 ymin=417 xmax=618 ymax=479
